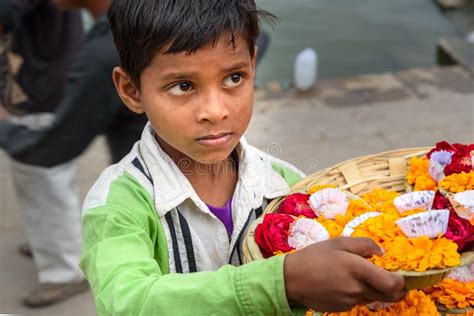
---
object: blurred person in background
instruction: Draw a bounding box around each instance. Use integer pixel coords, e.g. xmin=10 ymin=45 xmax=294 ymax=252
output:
xmin=0 ymin=0 xmax=147 ymax=307
xmin=0 ymin=0 xmax=86 ymax=307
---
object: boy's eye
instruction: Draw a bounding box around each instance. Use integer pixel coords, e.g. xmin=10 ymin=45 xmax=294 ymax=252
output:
xmin=223 ymin=73 xmax=244 ymax=88
xmin=168 ymin=82 xmax=194 ymax=96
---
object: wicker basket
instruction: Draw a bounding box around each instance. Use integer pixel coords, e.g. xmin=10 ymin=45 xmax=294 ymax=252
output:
xmin=437 ymin=304 xmax=474 ymax=315
xmin=242 ymin=147 xmax=474 ymax=290
xmin=291 ymin=147 xmax=431 ymax=195
xmin=395 ymin=251 xmax=474 ymax=290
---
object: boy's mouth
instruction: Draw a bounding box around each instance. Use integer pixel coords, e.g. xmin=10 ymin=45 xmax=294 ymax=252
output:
xmin=196 ymin=132 xmax=233 ymax=149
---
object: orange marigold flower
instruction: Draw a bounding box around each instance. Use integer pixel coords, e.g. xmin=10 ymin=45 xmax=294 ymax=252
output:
xmin=371 ymin=236 xmax=460 ymax=272
xmin=345 ymin=199 xmax=374 ymax=220
xmin=406 ymin=157 xmax=438 ymax=191
xmin=414 ymin=174 xmax=438 ymax=192
xmin=362 ymin=189 xmax=399 ymax=208
xmin=439 ymin=171 xmax=474 ymax=193
xmin=316 ymin=216 xmax=344 ymax=238
xmin=425 ymin=278 xmax=474 ymax=309
xmin=273 ymin=249 xmax=295 ymax=256
xmin=304 ymin=310 xmax=314 ymax=316
xmin=351 ymin=213 xmax=403 ymax=247
xmin=323 ymin=290 xmax=439 ymax=315
xmin=307 ymin=184 xmax=337 ymax=195
xmin=361 ymin=189 xmax=400 ymax=215
xmin=407 ymin=156 xmax=429 ymax=184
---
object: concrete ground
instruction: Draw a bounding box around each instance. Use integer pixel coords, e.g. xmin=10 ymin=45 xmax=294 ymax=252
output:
xmin=0 ymin=66 xmax=473 ymax=315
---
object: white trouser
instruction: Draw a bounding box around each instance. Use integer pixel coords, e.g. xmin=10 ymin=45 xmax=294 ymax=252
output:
xmin=10 ymin=159 xmax=84 ymax=283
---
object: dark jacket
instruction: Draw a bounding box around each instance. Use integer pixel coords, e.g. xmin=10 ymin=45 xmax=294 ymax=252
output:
xmin=0 ymin=13 xmax=147 ymax=166
xmin=0 ymin=0 xmax=83 ymax=113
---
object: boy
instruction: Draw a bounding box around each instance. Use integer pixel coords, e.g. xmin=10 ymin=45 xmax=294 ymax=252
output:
xmin=81 ymin=0 xmax=407 ymax=314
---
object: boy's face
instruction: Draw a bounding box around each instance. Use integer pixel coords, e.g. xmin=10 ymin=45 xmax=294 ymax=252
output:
xmin=115 ymin=35 xmax=256 ymax=165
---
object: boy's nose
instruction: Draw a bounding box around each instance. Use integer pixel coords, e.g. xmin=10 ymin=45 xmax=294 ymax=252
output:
xmin=197 ymin=89 xmax=230 ymax=123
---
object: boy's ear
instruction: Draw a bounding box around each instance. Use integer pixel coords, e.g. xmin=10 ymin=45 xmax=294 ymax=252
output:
xmin=112 ymin=67 xmax=145 ymax=114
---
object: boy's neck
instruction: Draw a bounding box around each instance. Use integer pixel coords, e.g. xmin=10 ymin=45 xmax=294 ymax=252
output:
xmin=176 ymin=151 xmax=238 ymax=181
xmin=179 ymin=155 xmax=238 ymax=207
xmin=156 ymin=135 xmax=238 ymax=206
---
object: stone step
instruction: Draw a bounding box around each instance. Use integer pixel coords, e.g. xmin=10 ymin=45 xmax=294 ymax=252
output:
xmin=255 ymin=66 xmax=474 ymax=105
xmin=437 ymin=37 xmax=474 ymax=73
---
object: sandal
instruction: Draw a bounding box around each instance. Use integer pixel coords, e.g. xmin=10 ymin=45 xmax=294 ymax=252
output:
xmin=22 ymin=279 xmax=89 ymax=308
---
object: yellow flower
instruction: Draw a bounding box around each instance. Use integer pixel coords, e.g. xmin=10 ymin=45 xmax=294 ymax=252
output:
xmin=371 ymin=236 xmax=460 ymax=272
xmin=439 ymin=171 xmax=474 ymax=193
xmin=425 ymin=278 xmax=474 ymax=309
xmin=345 ymin=199 xmax=374 ymax=220
xmin=351 ymin=213 xmax=403 ymax=247
xmin=414 ymin=174 xmax=438 ymax=192
xmin=307 ymin=184 xmax=337 ymax=194
xmin=317 ymin=216 xmax=344 ymax=238
xmin=362 ymin=189 xmax=398 ymax=208
xmin=406 ymin=157 xmax=438 ymax=191
xmin=324 ymin=290 xmax=439 ymax=315
xmin=361 ymin=189 xmax=400 ymax=215
xmin=273 ymin=249 xmax=295 ymax=256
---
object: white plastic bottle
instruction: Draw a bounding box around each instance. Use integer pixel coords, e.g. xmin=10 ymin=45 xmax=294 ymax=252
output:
xmin=294 ymin=47 xmax=318 ymax=91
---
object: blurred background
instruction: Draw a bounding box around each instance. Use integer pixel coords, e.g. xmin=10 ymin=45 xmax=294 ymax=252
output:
xmin=256 ymin=0 xmax=459 ymax=81
xmin=1 ymin=0 xmax=473 ymax=315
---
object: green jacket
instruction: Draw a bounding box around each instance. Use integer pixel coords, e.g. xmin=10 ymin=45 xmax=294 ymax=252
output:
xmin=81 ymin=123 xmax=306 ymax=315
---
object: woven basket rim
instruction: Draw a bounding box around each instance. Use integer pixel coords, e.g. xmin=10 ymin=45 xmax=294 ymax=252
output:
xmin=290 ymin=147 xmax=432 ymax=193
xmin=437 ymin=304 xmax=474 ymax=314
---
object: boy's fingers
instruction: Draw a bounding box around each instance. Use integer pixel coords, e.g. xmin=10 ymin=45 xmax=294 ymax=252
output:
xmin=334 ymin=237 xmax=384 ymax=258
xmin=357 ymin=283 xmax=398 ymax=304
xmin=334 ymin=237 xmax=405 ymax=300
xmin=362 ymin=285 xmax=407 ymax=304
xmin=355 ymin=259 xmax=406 ymax=299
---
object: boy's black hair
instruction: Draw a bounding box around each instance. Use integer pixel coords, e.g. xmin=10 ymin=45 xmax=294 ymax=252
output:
xmin=108 ymin=0 xmax=275 ymax=88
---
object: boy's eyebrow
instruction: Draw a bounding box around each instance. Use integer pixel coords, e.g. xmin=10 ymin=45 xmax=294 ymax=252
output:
xmin=221 ymin=61 xmax=252 ymax=73
xmin=161 ymin=72 xmax=196 ymax=81
xmin=160 ymin=62 xmax=251 ymax=81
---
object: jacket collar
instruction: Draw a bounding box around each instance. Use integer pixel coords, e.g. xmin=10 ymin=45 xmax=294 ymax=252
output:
xmin=138 ymin=123 xmax=290 ymax=217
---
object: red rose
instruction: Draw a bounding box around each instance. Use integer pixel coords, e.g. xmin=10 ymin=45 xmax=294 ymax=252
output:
xmin=254 ymin=214 xmax=295 ymax=258
xmin=427 ymin=141 xmax=457 ymax=158
xmin=427 ymin=142 xmax=473 ymax=158
xmin=445 ymin=210 xmax=474 ymax=251
xmin=428 ymin=141 xmax=474 ymax=176
xmin=444 ymin=154 xmax=473 ymax=176
xmin=277 ymin=193 xmax=316 ymax=218
xmin=432 ymin=190 xmax=473 ymax=251
xmin=432 ymin=192 xmax=454 ymax=212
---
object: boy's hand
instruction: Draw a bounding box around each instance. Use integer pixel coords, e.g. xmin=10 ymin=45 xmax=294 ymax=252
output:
xmin=284 ymin=237 xmax=407 ymax=312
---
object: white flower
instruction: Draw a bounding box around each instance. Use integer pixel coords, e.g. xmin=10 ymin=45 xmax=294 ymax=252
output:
xmin=288 ymin=218 xmax=329 ymax=250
